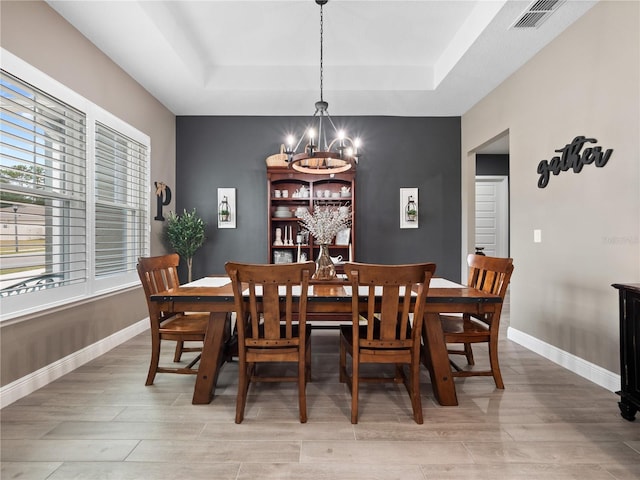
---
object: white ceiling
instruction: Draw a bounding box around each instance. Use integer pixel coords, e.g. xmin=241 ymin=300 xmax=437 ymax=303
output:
xmin=47 ymin=0 xmax=596 ymax=118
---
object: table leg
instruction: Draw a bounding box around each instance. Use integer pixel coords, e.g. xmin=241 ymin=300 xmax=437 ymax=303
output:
xmin=192 ymin=312 xmax=228 ymax=405
xmin=422 ymin=312 xmax=458 ymax=406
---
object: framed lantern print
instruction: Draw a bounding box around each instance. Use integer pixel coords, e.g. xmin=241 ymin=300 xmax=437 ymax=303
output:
xmin=400 ymin=188 xmax=418 ymax=229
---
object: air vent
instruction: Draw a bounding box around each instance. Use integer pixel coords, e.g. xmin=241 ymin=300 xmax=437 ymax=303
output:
xmin=511 ymin=0 xmax=565 ymax=29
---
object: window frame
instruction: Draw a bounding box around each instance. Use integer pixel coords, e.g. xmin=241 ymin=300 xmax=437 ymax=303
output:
xmin=0 ymin=50 xmax=150 ymax=323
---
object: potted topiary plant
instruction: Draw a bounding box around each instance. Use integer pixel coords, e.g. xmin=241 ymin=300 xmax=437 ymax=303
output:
xmin=165 ymin=208 xmax=206 ymax=282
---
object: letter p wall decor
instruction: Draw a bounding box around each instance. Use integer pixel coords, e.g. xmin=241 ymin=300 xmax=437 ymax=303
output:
xmin=154 ymin=182 xmax=172 ymax=220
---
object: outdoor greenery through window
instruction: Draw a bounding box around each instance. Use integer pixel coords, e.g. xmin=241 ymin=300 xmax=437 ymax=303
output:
xmin=0 ymin=60 xmax=150 ymax=320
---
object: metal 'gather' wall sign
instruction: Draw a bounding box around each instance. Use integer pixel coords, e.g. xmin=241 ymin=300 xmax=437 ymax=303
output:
xmin=537 ymin=136 xmax=613 ymax=188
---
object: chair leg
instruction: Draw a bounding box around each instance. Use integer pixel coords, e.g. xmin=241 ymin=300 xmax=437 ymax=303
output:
xmin=351 ymin=353 xmax=359 ymax=424
xmin=394 ymin=364 xmax=404 ymax=383
xmin=305 ymin=340 xmax=312 ymax=384
xmin=299 ymin=350 xmax=308 ymax=423
xmin=464 ymin=343 xmax=475 ymax=365
xmin=173 ymin=341 xmax=184 ymax=362
xmin=488 ymin=337 xmax=504 ymax=389
xmin=235 ymin=359 xmax=251 ymax=424
xmin=410 ymin=357 xmax=424 ymax=424
xmin=339 ymin=338 xmax=347 ymax=383
xmin=145 ymin=337 xmax=161 ymax=386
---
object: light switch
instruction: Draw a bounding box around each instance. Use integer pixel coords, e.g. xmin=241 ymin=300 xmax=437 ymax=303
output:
xmin=534 ymin=229 xmax=542 ymax=243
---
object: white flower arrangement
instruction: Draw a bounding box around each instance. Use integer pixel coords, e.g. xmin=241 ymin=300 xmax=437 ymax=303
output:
xmin=298 ymin=203 xmax=351 ymax=245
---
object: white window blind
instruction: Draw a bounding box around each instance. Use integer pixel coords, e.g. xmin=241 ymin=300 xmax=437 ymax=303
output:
xmin=0 ymin=54 xmax=150 ymax=320
xmin=94 ymin=123 xmax=148 ymax=278
xmin=0 ymin=70 xmax=87 ymax=294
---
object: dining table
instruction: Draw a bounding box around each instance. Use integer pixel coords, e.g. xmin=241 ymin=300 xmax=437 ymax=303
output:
xmin=150 ymin=275 xmax=502 ymax=406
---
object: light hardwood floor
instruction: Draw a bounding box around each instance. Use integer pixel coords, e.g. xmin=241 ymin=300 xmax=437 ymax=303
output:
xmin=2 ymin=304 xmax=640 ymax=479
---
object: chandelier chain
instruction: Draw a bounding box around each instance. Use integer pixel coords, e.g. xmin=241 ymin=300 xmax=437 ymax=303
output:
xmin=319 ymin=3 xmax=324 ymax=103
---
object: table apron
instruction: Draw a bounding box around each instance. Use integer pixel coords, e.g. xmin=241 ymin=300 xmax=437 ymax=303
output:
xmin=155 ymin=300 xmax=499 ymax=317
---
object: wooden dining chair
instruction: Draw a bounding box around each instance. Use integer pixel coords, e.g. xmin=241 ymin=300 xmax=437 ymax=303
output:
xmin=440 ymin=254 xmax=514 ymax=389
xmin=225 ymin=261 xmax=316 ymax=424
xmin=339 ymin=262 xmax=436 ymax=424
xmin=137 ymin=253 xmax=210 ymax=386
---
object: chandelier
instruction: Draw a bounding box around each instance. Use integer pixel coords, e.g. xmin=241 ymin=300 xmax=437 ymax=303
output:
xmin=284 ymin=0 xmax=361 ymax=174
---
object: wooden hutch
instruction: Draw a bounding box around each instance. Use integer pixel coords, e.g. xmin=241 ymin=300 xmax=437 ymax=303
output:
xmin=266 ymin=166 xmax=355 ymax=269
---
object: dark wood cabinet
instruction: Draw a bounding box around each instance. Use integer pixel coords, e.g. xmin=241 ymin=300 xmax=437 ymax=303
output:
xmin=266 ymin=166 xmax=355 ymax=268
xmin=612 ymin=283 xmax=640 ymax=421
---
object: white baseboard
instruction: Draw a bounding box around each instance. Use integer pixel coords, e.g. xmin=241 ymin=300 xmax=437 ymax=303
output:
xmin=0 ymin=319 xmax=149 ymax=409
xmin=507 ymin=326 xmax=620 ymax=393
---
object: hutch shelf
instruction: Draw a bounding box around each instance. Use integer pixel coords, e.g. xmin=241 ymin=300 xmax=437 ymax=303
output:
xmin=267 ymin=166 xmax=355 ymax=270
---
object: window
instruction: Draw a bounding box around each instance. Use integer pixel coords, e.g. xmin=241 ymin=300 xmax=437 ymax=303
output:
xmin=0 ymin=52 xmax=150 ymax=321
xmin=94 ymin=123 xmax=148 ymax=278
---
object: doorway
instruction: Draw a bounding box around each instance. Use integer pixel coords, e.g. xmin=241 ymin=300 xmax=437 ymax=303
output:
xmin=473 ymin=133 xmax=510 ymax=259
xmin=475 ymin=176 xmax=509 ymax=257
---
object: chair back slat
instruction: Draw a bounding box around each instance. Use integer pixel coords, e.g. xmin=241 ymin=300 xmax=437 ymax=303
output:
xmin=261 ymin=282 xmax=282 ymax=339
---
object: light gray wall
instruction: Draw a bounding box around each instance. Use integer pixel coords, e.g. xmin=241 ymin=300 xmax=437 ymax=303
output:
xmin=462 ymin=0 xmax=640 ymax=374
xmin=0 ymin=1 xmax=176 ymax=386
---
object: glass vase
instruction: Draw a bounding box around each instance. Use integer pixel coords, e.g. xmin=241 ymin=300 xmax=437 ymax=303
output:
xmin=313 ymin=244 xmax=336 ymax=280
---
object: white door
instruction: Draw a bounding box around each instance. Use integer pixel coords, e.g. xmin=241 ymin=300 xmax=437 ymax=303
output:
xmin=475 ymin=176 xmax=509 ymax=257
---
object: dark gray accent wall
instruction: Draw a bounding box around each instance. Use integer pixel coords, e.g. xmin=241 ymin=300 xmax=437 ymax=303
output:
xmin=176 ymin=116 xmax=462 ymax=281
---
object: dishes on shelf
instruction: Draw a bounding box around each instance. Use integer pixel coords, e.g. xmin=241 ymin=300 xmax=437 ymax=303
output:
xmin=274 ymin=206 xmax=293 ymax=218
